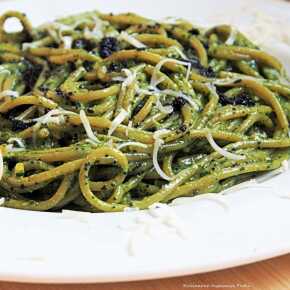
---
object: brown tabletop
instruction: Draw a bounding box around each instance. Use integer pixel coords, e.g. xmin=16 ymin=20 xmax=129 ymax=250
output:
xmin=0 ymin=254 xmax=289 ymax=290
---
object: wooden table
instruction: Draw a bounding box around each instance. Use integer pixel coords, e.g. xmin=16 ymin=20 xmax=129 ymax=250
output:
xmin=0 ymin=254 xmax=289 ymax=290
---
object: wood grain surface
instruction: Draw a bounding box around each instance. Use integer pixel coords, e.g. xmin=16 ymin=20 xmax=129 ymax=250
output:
xmin=0 ymin=254 xmax=289 ymax=290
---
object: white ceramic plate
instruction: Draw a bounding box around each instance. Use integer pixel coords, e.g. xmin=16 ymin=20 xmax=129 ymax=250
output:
xmin=0 ymin=0 xmax=289 ymax=283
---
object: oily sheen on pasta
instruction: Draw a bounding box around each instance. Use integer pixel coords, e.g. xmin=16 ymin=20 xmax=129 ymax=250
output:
xmin=0 ymin=10 xmax=289 ymax=212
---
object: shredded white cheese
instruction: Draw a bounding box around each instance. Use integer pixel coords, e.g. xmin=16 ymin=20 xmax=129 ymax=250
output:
xmin=206 ymin=133 xmax=245 ymax=161
xmin=22 ymin=42 xmax=39 ymax=51
xmin=62 ymin=36 xmax=73 ymax=49
xmin=225 ymin=27 xmax=237 ymax=45
xmin=108 ymin=108 xmax=129 ymax=137
xmin=161 ymin=89 xmax=199 ymax=111
xmin=89 ymin=16 xmax=105 ymax=40
xmin=155 ymin=97 xmax=173 ymax=114
xmin=15 ymin=106 xmax=36 ymax=120
xmin=121 ymin=202 xmax=188 ymax=256
xmin=79 ymin=109 xmax=100 ymax=144
xmin=0 ymin=69 xmax=10 ymax=76
xmin=119 ymin=31 xmax=147 ymax=49
xmin=84 ymin=25 xmax=104 ymax=40
xmin=138 ymin=87 xmax=199 ymax=113
xmin=40 ymin=22 xmax=71 ymax=44
xmin=150 ymin=58 xmax=191 ymax=88
xmin=33 ymin=109 xmax=76 ymax=125
xmin=0 ymin=90 xmax=19 ymax=99
xmin=153 ymin=129 xmax=172 ymax=181
xmin=126 ymin=120 xmax=132 ymax=137
xmin=7 ymin=138 xmax=25 ymax=152
xmin=121 ymin=69 xmax=137 ymax=90
xmin=148 ymin=203 xmax=188 ymax=239
xmin=138 ymin=87 xmax=174 ymax=114
xmin=0 ymin=197 xmax=5 ymax=206
xmin=171 ymin=46 xmax=188 ymax=60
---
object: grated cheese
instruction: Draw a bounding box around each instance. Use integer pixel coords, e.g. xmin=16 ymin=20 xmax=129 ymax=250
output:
xmin=121 ymin=69 xmax=137 ymax=90
xmin=7 ymin=138 xmax=25 ymax=152
xmin=62 ymin=36 xmax=73 ymax=49
xmin=33 ymin=109 xmax=76 ymax=125
xmin=161 ymin=89 xmax=199 ymax=111
xmin=108 ymin=108 xmax=129 ymax=137
xmin=171 ymin=46 xmax=188 ymax=60
xmin=119 ymin=31 xmax=147 ymax=49
xmin=0 ymin=197 xmax=5 ymax=206
xmin=206 ymin=133 xmax=245 ymax=161
xmin=148 ymin=203 xmax=188 ymax=239
xmin=15 ymin=106 xmax=36 ymax=120
xmin=225 ymin=27 xmax=237 ymax=45
xmin=126 ymin=120 xmax=132 ymax=137
xmin=153 ymin=129 xmax=172 ymax=181
xmin=0 ymin=90 xmax=19 ymax=99
xmin=79 ymin=109 xmax=100 ymax=144
xmin=150 ymin=58 xmax=191 ymax=88
xmin=137 ymin=88 xmax=173 ymax=114
xmin=121 ymin=202 xmax=188 ymax=256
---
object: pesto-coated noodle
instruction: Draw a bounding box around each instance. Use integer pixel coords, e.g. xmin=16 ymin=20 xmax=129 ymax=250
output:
xmin=0 ymin=10 xmax=289 ymax=212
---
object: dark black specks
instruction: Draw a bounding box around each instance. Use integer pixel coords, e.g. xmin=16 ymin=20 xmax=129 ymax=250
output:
xmin=172 ymin=97 xmax=187 ymax=112
xmin=22 ymin=60 xmax=42 ymax=91
xmin=188 ymin=28 xmax=200 ymax=35
xmin=99 ymin=37 xmax=119 ymax=58
xmin=186 ymin=57 xmax=215 ymax=78
xmin=132 ymin=99 xmax=146 ymax=116
xmin=179 ymin=124 xmax=187 ymax=132
xmin=219 ymin=91 xmax=255 ymax=107
xmin=7 ymin=158 xmax=18 ymax=171
xmin=198 ymin=66 xmax=215 ymax=78
xmin=72 ymin=39 xmax=96 ymax=51
xmin=11 ymin=119 xmax=36 ymax=132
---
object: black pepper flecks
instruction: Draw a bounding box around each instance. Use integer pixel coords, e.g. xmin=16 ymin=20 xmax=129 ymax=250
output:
xmin=172 ymin=97 xmax=187 ymax=111
xmin=99 ymin=37 xmax=119 ymax=58
xmin=219 ymin=91 xmax=255 ymax=107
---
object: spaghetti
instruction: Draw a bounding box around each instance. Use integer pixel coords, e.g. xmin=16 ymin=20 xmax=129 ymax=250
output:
xmin=0 ymin=10 xmax=289 ymax=212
